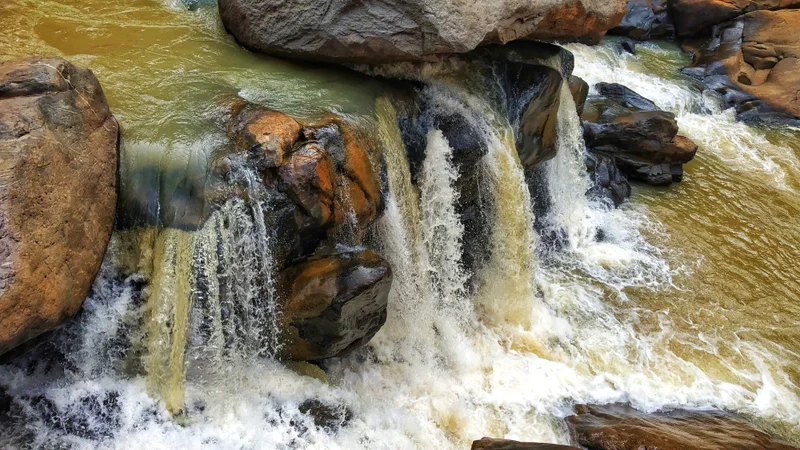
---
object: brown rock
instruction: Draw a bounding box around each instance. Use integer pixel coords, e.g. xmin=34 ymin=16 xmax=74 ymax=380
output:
xmin=471 ymin=438 xmax=579 ymax=450
xmin=0 ymin=57 xmax=119 ymax=356
xmin=567 ymin=403 xmax=798 ymax=450
xmin=227 ymin=98 xmax=301 ymax=168
xmin=278 ymin=142 xmax=337 ymax=229
xmin=684 ymin=9 xmax=800 ymax=124
xmin=218 ymin=0 xmax=627 ymax=64
xmin=670 ymin=0 xmax=800 ymax=38
xmin=280 ymin=248 xmax=392 ymax=361
xmin=569 ymin=75 xmax=590 ymax=116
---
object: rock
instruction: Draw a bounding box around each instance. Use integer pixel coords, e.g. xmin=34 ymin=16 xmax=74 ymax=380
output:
xmin=611 ymin=0 xmax=674 ymax=40
xmin=582 ymin=83 xmax=697 ymax=186
xmin=569 ymin=76 xmax=590 ymax=116
xmin=670 ymin=0 xmax=800 ymax=38
xmin=0 ymin=57 xmax=119 ymax=356
xmin=298 ymin=399 xmax=353 ymax=433
xmin=226 ymin=98 xmax=302 ymax=169
xmin=472 ymin=438 xmax=580 ymax=450
xmin=217 ymin=98 xmax=385 ymax=265
xmin=683 ymin=9 xmax=800 ymax=124
xmin=279 ymin=247 xmax=392 ymax=361
xmin=25 ymin=391 xmax=122 ymax=440
xmin=567 ymin=403 xmax=799 ymax=450
xmin=586 ymin=152 xmax=632 ymax=207
xmin=218 ymin=0 xmax=627 ymax=63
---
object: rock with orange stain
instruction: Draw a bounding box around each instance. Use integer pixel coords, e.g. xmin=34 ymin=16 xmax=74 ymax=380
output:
xmin=226 ymin=98 xmax=301 ymax=168
xmin=0 ymin=57 xmax=119 ymax=356
xmin=279 ymin=247 xmax=392 ymax=361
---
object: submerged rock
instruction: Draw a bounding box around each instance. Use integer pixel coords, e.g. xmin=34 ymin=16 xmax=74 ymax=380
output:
xmin=472 ymin=438 xmax=580 ymax=449
xmin=298 ymin=399 xmax=353 ymax=433
xmin=218 ymin=0 xmax=627 ymax=63
xmin=279 ymin=247 xmax=392 ymax=361
xmin=582 ymin=82 xmax=697 ymax=186
xmin=0 ymin=57 xmax=119 ymax=356
xmin=586 ymin=152 xmax=632 ymax=207
xmin=682 ymin=9 xmax=800 ymax=125
xmin=567 ymin=403 xmax=799 ymax=450
xmin=611 ymin=0 xmax=674 ymax=40
xmin=670 ymin=0 xmax=800 ymax=38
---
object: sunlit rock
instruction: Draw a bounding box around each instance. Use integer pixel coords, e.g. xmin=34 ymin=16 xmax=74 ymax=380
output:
xmin=670 ymin=0 xmax=800 ymax=38
xmin=0 ymin=57 xmax=119 ymax=356
xmin=472 ymin=438 xmax=580 ymax=450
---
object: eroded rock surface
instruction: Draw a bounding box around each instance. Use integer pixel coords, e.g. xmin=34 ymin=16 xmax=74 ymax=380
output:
xmin=567 ymin=403 xmax=799 ymax=450
xmin=611 ymin=0 xmax=675 ymax=40
xmin=279 ymin=247 xmax=392 ymax=361
xmin=0 ymin=57 xmax=119 ymax=356
xmin=218 ymin=0 xmax=626 ymax=63
xmin=683 ymin=9 xmax=800 ymax=125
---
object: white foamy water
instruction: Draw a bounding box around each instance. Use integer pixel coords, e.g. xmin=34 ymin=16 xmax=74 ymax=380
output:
xmin=2 ymin=42 xmax=799 ymax=450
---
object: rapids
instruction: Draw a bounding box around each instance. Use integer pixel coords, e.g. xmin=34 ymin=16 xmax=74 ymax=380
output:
xmin=1 ymin=1 xmax=799 ymax=449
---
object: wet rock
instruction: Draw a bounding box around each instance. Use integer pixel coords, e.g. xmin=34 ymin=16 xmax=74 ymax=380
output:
xmin=683 ymin=9 xmax=800 ymax=125
xmin=218 ymin=0 xmax=627 ymax=64
xmin=25 ymin=391 xmax=122 ymax=440
xmin=586 ymin=152 xmax=632 ymax=207
xmin=569 ymin=76 xmax=590 ymax=116
xmin=0 ymin=57 xmax=119 ymax=356
xmin=582 ymin=83 xmax=697 ymax=187
xmin=226 ymin=98 xmax=302 ymax=169
xmin=611 ymin=0 xmax=674 ymax=40
xmin=279 ymin=247 xmax=392 ymax=361
xmin=298 ymin=399 xmax=353 ymax=433
xmin=567 ymin=403 xmax=799 ymax=450
xmin=472 ymin=438 xmax=580 ymax=450
xmin=670 ymin=0 xmax=800 ymax=38
xmin=218 ymin=97 xmax=385 ymax=265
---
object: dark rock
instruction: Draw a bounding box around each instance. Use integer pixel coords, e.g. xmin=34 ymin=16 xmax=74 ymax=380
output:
xmin=682 ymin=9 xmax=800 ymax=124
xmin=279 ymin=247 xmax=392 ymax=361
xmin=669 ymin=0 xmax=800 ymax=38
xmin=298 ymin=399 xmax=353 ymax=433
xmin=611 ymin=0 xmax=674 ymax=40
xmin=0 ymin=57 xmax=119 ymax=356
xmin=582 ymin=83 xmax=697 ymax=187
xmin=25 ymin=391 xmax=121 ymax=440
xmin=618 ymin=38 xmax=637 ymax=55
xmin=569 ymin=76 xmax=590 ymax=116
xmin=472 ymin=438 xmax=579 ymax=450
xmin=585 ymin=152 xmax=632 ymax=207
xmin=217 ymin=0 xmax=627 ymax=64
xmin=567 ymin=403 xmax=799 ymax=450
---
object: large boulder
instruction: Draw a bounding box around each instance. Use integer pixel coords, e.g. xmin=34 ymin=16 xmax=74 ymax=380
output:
xmin=472 ymin=438 xmax=579 ymax=450
xmin=279 ymin=247 xmax=392 ymax=361
xmin=0 ymin=57 xmax=119 ymax=356
xmin=682 ymin=9 xmax=800 ymax=125
xmin=669 ymin=0 xmax=800 ymax=38
xmin=582 ymin=82 xmax=698 ymax=186
xmin=218 ymin=0 xmax=627 ymax=63
xmin=567 ymin=403 xmax=799 ymax=450
xmin=611 ymin=0 xmax=675 ymax=40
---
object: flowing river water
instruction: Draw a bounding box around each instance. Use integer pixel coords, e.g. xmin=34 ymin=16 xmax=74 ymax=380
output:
xmin=1 ymin=1 xmax=799 ymax=449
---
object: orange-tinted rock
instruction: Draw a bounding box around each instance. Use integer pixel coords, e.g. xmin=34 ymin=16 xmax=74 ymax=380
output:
xmin=567 ymin=403 xmax=798 ymax=450
xmin=523 ymin=0 xmax=628 ymax=45
xmin=0 ymin=57 xmax=119 ymax=356
xmin=280 ymin=248 xmax=392 ymax=361
xmin=683 ymin=9 xmax=800 ymax=124
xmin=279 ymin=142 xmax=337 ymax=229
xmin=227 ymin=99 xmax=301 ymax=168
